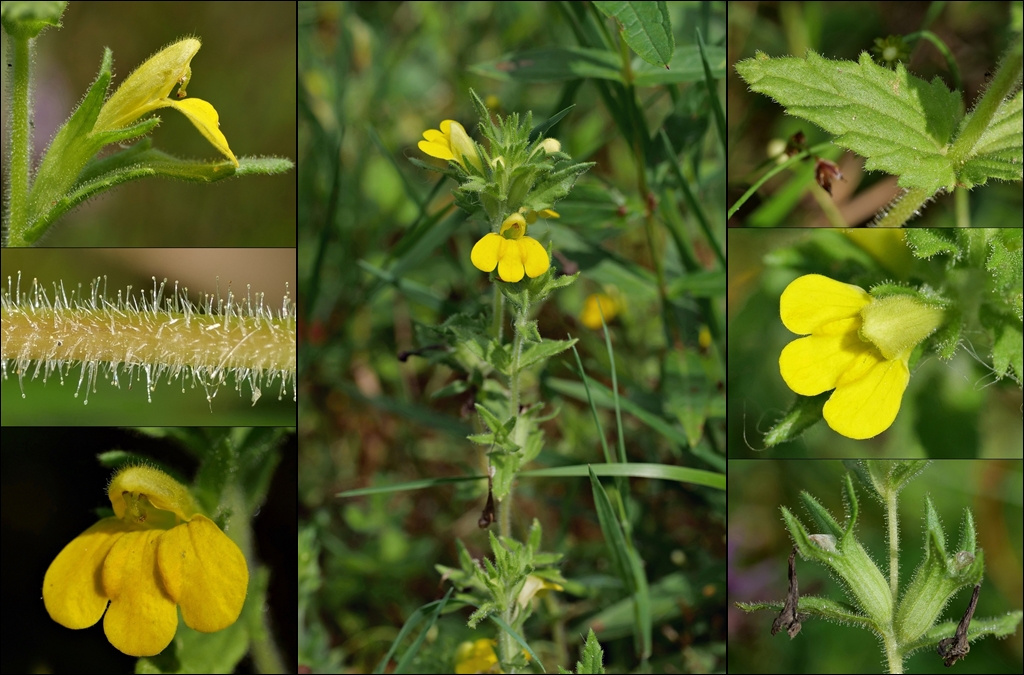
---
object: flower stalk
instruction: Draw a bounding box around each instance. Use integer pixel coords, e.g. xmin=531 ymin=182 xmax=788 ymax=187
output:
xmin=7 ymin=35 xmax=32 ymax=241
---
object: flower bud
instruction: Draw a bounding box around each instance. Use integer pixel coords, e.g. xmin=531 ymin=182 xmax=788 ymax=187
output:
xmin=859 ymin=294 xmax=945 ymax=360
xmin=539 ymin=137 xmax=561 ymax=154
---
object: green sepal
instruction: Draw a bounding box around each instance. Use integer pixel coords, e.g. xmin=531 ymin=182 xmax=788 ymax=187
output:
xmin=895 ymin=501 xmax=984 ymax=644
xmin=23 ymin=144 xmax=245 ymax=242
xmin=736 ymin=594 xmax=875 ymax=632
xmin=763 ymin=392 xmax=829 ymax=447
xmin=903 ymin=610 xmax=1024 ymax=656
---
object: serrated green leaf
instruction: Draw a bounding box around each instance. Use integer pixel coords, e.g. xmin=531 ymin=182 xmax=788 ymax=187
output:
xmin=470 ymin=46 xmax=721 ymax=87
xmin=987 ymin=230 xmax=1024 ymax=290
xmin=520 ymin=338 xmax=579 ymax=371
xmin=575 ymin=628 xmax=607 ymax=674
xmin=958 ymin=90 xmax=1023 ymax=187
xmin=905 ymin=228 xmax=961 ymax=259
xmin=593 ymin=1 xmax=674 ymax=68
xmin=991 ymin=319 xmax=1023 ymax=381
xmin=736 ymin=50 xmax=962 ymax=193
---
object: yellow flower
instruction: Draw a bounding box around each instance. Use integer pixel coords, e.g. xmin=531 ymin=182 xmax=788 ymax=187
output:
xmin=471 ymin=213 xmax=550 ymax=283
xmin=94 ymin=38 xmax=239 ymax=167
xmin=418 ymin=119 xmax=482 ymax=171
xmin=454 ymin=639 xmax=501 ymax=674
xmin=43 ymin=465 xmax=248 ymax=656
xmin=516 ymin=574 xmax=564 ymax=608
xmin=580 ymin=293 xmax=620 ymax=330
xmin=779 ymin=274 xmax=944 ymax=439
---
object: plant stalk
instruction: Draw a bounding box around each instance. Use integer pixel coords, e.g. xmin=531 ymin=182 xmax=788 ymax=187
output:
xmin=887 ymin=491 xmax=899 ymax=599
xmin=7 ymin=35 xmax=33 ymax=246
xmin=883 ymin=630 xmax=903 ymax=674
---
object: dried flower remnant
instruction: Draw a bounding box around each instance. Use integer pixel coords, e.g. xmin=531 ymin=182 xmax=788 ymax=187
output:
xmin=815 ymin=158 xmax=845 ymax=195
xmin=937 ymin=584 xmax=981 ymax=667
xmin=771 ymin=547 xmax=804 ymax=639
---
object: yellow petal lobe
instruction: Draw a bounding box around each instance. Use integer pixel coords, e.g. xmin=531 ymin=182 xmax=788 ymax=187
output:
xmin=498 ymin=241 xmax=526 ymax=282
xmin=778 ymin=319 xmax=871 ymax=395
xmin=168 ymin=98 xmax=239 ymax=167
xmin=157 ymin=515 xmax=248 ymax=633
xmin=471 ymin=233 xmax=503 ymax=273
xmin=520 ymin=236 xmax=550 ymax=278
xmin=824 ymin=354 xmax=910 ymax=439
xmin=780 ymin=274 xmax=871 ymax=334
xmin=102 ymin=529 xmax=178 ymax=657
xmin=418 ymin=139 xmax=456 ymax=162
xmin=43 ymin=517 xmax=129 ymax=630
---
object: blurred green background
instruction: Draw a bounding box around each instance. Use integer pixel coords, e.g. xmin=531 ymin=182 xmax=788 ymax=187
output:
xmin=728 ymin=459 xmax=1024 ymax=674
xmin=0 ymin=247 xmax=296 ymax=425
xmin=0 ymin=1 xmax=296 ymax=246
xmin=298 ymin=1 xmax=728 ymax=672
xmin=727 ymin=1 xmax=1024 ymax=227
xmin=727 ymin=228 xmax=1024 ymax=457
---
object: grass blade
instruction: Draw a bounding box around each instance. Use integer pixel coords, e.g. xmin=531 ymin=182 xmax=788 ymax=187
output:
xmin=373 ymin=588 xmax=452 ymax=674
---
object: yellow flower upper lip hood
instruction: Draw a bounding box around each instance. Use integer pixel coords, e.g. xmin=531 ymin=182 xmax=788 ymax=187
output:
xmin=94 ymin=38 xmax=239 ymax=167
xmin=43 ymin=465 xmax=248 ymax=657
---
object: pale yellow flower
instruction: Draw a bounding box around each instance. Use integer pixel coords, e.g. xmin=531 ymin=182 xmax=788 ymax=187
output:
xmin=418 ymin=119 xmax=482 ymax=171
xmin=94 ymin=38 xmax=238 ymax=167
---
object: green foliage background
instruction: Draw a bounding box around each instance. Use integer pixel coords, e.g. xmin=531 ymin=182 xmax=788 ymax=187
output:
xmin=728 ymin=459 xmax=1024 ymax=674
xmin=298 ymin=1 xmax=727 ymax=672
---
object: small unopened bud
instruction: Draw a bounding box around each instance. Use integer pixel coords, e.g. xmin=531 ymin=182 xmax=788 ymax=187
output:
xmin=954 ymin=550 xmax=975 ymax=570
xmin=539 ymin=138 xmax=561 ymax=154
xmin=808 ymin=534 xmax=837 ymax=554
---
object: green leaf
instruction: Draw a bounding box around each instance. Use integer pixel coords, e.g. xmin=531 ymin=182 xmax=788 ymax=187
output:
xmin=991 ymin=319 xmax=1023 ymax=381
xmin=520 ymin=338 xmax=579 ymax=371
xmin=593 ymin=1 xmax=674 ymax=68
xmin=735 ymin=50 xmax=962 ymax=193
xmin=394 ymin=588 xmax=453 ymax=674
xmin=763 ymin=392 xmax=829 ymax=447
xmin=336 ymin=462 xmax=725 ymax=497
xmin=588 ymin=467 xmax=651 ymax=659
xmin=905 ymin=228 xmax=961 ymax=259
xmin=372 ymin=589 xmax=453 ymax=674
xmin=488 ymin=613 xmax=546 ymax=673
xmin=958 ymin=90 xmax=1024 ymax=187
xmin=530 ymin=104 xmax=576 ymax=142
xmin=663 ymin=350 xmax=708 ymax=446
xmin=631 ymin=45 xmax=727 ymax=86
xmin=987 ymin=229 xmax=1024 ymax=290
xmin=565 ymin=628 xmax=607 ymax=674
xmin=696 ymin=29 xmax=726 ymax=155
xmin=666 ymin=270 xmax=725 ymax=298
xmin=470 ymin=46 xmax=723 ymax=87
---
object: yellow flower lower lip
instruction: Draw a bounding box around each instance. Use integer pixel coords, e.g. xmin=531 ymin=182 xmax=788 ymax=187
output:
xmin=778 ymin=274 xmax=918 ymax=439
xmin=471 ymin=234 xmax=549 ymax=282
